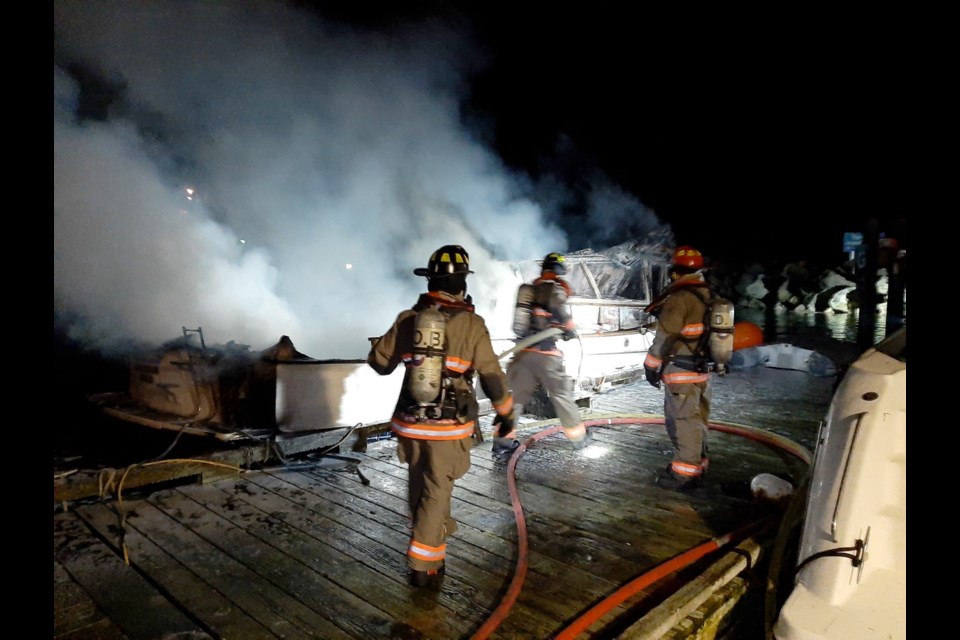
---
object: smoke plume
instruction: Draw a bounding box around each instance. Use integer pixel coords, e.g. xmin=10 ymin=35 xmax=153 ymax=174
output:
xmin=53 ymin=0 xmax=669 ymax=358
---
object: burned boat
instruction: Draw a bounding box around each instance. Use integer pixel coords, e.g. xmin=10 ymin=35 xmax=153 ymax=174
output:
xmin=89 ymin=331 xmax=405 ymax=459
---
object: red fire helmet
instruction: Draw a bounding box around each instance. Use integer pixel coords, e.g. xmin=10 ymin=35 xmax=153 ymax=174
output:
xmin=672 ymin=246 xmax=704 ymax=269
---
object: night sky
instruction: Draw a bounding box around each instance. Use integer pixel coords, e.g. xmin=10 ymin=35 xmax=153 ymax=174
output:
xmin=303 ymin=2 xmax=912 ymax=267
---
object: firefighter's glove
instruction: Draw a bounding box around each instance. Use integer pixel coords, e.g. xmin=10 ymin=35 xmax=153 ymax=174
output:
xmin=562 ymin=329 xmax=578 ymax=341
xmin=644 ymin=365 xmax=662 ymax=389
xmin=492 ymin=412 xmax=516 ymax=438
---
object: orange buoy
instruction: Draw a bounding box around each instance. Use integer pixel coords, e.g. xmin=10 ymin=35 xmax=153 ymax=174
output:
xmin=733 ymin=321 xmax=763 ymax=350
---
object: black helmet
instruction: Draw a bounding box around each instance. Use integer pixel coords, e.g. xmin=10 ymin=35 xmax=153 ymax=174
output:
xmin=541 ymin=252 xmax=567 ymax=275
xmin=414 ymin=244 xmax=475 ymax=278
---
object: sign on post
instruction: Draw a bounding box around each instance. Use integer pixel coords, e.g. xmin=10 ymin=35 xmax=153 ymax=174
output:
xmin=843 ymin=232 xmax=864 ymax=273
xmin=843 ymin=232 xmax=863 ymax=253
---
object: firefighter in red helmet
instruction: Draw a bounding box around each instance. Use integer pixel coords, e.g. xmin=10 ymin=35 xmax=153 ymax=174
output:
xmin=643 ymin=245 xmax=714 ymax=491
xmin=671 ymin=246 xmax=704 ymax=270
xmin=368 ymin=245 xmax=515 ymax=588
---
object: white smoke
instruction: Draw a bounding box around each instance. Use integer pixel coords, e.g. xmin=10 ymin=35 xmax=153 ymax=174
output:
xmin=53 ymin=0 xmax=666 ymax=358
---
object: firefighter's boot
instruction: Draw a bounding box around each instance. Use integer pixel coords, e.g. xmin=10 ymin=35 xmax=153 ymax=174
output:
xmin=492 ymin=437 xmax=520 ymax=457
xmin=655 ymin=464 xmax=701 ymax=492
xmin=410 ymin=562 xmax=445 ymax=589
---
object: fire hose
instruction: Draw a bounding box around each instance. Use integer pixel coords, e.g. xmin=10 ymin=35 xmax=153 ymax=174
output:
xmin=496 ymin=326 xmax=586 ymax=386
xmin=469 ymin=415 xmax=812 ymax=640
xmin=496 ymin=327 xmax=563 ymax=361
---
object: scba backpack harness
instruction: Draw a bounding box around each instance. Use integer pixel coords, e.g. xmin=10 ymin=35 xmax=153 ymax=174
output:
xmin=650 ymin=285 xmax=735 ymax=376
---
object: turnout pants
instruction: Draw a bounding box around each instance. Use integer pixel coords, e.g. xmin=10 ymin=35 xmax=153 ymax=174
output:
xmin=663 ymin=375 xmax=711 ymax=476
xmin=396 ymin=437 xmax=472 ymax=572
xmin=507 ymin=350 xmax=586 ymax=440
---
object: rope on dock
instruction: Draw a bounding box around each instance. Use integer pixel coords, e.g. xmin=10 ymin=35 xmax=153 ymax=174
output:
xmin=115 ymin=458 xmax=244 ymax=565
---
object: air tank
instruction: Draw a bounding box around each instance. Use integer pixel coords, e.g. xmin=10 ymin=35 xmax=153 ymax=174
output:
xmin=708 ymin=298 xmax=735 ymax=375
xmin=408 ymin=306 xmax=446 ymax=405
xmin=513 ymin=283 xmax=535 ymax=337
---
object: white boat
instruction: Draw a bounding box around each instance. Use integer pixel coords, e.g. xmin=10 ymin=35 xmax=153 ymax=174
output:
xmin=491 ymin=244 xmax=668 ymax=397
xmin=772 ymin=325 xmax=906 ymax=639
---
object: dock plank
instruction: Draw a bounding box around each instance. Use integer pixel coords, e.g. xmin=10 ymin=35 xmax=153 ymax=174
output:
xmin=53 ymin=556 xmax=129 ymax=640
xmin=53 ymin=510 xmax=211 ymax=640
xmin=242 ymin=466 xmax=565 ymax=638
xmin=75 ymin=500 xmax=325 ymax=639
xmin=192 ymin=475 xmax=479 ymax=639
xmin=150 ymin=485 xmax=424 ymax=640
xmin=269 ymin=461 xmax=634 ymax=618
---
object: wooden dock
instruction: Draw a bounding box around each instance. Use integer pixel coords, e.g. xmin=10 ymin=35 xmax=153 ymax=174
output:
xmin=53 ymin=367 xmax=836 ymax=640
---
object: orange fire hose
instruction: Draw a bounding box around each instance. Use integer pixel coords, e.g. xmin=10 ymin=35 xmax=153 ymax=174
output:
xmin=470 ymin=416 xmax=811 ymax=640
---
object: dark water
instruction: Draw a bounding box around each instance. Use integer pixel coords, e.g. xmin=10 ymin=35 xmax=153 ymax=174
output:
xmin=736 ymin=304 xmax=902 ymax=354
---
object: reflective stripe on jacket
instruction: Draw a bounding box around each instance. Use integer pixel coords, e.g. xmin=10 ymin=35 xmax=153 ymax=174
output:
xmin=662 ymin=369 xmax=710 ymax=385
xmin=391 ymin=417 xmax=476 ymax=441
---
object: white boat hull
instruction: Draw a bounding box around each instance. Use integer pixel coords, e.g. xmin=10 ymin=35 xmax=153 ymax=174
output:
xmin=774 ymin=328 xmax=906 ymax=640
xmin=492 ymin=328 xmax=654 ymax=392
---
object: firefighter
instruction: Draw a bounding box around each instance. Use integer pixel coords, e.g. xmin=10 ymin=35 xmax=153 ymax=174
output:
xmin=498 ymin=252 xmax=588 ymax=455
xmin=643 ymin=245 xmax=713 ymax=491
xmin=368 ymin=244 xmax=515 ymax=589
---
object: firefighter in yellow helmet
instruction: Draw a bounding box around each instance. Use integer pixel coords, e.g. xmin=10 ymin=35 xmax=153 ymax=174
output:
xmin=367 ymin=244 xmax=515 ymax=589
xmin=643 ymin=245 xmax=713 ymax=491
xmin=498 ymin=252 xmax=588 ymax=454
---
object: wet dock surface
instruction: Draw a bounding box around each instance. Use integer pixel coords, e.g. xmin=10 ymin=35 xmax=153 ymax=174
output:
xmin=54 ymin=366 xmax=839 ymax=639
